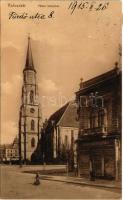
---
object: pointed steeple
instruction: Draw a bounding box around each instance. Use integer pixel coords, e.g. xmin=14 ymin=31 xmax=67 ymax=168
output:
xmin=24 ymin=35 xmax=35 ymax=71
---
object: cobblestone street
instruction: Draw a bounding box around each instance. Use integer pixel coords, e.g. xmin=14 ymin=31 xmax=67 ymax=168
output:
xmin=0 ymin=165 xmax=121 ymax=199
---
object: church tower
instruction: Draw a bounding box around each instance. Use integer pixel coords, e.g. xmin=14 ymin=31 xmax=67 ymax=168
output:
xmin=19 ymin=36 xmax=42 ymax=162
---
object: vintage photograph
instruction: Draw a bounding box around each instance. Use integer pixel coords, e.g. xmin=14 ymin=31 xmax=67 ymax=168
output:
xmin=0 ymin=0 xmax=122 ymax=199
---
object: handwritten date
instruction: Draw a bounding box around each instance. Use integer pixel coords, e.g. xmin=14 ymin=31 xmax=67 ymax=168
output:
xmin=68 ymin=1 xmax=109 ymax=14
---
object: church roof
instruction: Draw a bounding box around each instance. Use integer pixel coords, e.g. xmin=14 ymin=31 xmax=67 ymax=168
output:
xmin=24 ymin=36 xmax=35 ymax=72
xmin=57 ymin=101 xmax=79 ymax=128
xmin=48 ymin=103 xmax=69 ymax=125
xmin=48 ymin=101 xmax=79 ymax=128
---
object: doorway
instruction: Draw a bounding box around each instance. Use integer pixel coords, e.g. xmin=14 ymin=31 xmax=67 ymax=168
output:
xmin=91 ymin=153 xmax=104 ymax=178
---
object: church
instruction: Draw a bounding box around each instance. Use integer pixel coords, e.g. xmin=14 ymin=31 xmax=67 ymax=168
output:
xmin=18 ymin=36 xmax=42 ymax=163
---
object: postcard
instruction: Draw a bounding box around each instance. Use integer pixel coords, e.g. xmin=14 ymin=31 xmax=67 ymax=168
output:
xmin=1 ymin=0 xmax=122 ymax=199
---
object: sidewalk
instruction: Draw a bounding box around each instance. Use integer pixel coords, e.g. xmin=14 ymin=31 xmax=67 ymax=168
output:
xmin=40 ymin=175 xmax=121 ymax=189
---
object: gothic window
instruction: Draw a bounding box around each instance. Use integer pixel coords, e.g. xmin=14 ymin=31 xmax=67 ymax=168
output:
xmin=65 ymin=135 xmax=68 ymax=150
xmin=31 ymin=137 xmax=35 ymax=148
xmin=71 ymin=130 xmax=74 ymax=147
xmin=30 ymin=90 xmax=34 ymax=103
xmin=31 ymin=119 xmax=35 ymax=130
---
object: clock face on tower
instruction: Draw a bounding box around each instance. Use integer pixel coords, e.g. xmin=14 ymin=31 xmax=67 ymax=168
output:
xmin=30 ymin=108 xmax=35 ymax=113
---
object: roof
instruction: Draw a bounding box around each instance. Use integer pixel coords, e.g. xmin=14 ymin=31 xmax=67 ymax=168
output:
xmin=76 ymin=67 xmax=121 ymax=95
xmin=0 ymin=137 xmax=19 ymax=150
xmin=0 ymin=144 xmax=6 ymax=149
xmin=12 ymin=136 xmax=19 ymax=144
xmin=83 ymin=67 xmax=120 ymax=89
xmin=48 ymin=101 xmax=79 ymax=128
xmin=57 ymin=101 xmax=79 ymax=127
xmin=48 ymin=102 xmax=69 ymax=125
xmin=4 ymin=144 xmax=13 ymax=149
xmin=24 ymin=36 xmax=35 ymax=72
xmin=12 ymin=136 xmax=19 ymax=148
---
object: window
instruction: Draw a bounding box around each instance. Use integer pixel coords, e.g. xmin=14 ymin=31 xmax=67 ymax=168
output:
xmin=98 ymin=108 xmax=107 ymax=127
xmin=90 ymin=109 xmax=104 ymax=129
xmin=31 ymin=138 xmax=35 ymax=148
xmin=31 ymin=119 xmax=35 ymax=130
xmin=98 ymin=109 xmax=104 ymax=127
xmin=71 ymin=130 xmax=74 ymax=140
xmin=30 ymin=90 xmax=34 ymax=103
xmin=71 ymin=130 xmax=74 ymax=147
xmin=95 ymin=112 xmax=98 ymax=127
xmin=30 ymin=108 xmax=35 ymax=113
xmin=24 ymin=73 xmax=26 ymax=83
xmin=89 ymin=107 xmax=107 ymax=130
xmin=65 ymin=135 xmax=68 ymax=149
xmin=90 ymin=112 xmax=96 ymax=128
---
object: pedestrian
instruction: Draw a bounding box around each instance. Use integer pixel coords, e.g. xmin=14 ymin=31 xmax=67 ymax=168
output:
xmin=34 ymin=172 xmax=40 ymax=185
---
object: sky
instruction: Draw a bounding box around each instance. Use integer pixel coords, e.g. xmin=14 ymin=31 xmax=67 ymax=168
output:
xmin=1 ymin=0 xmax=121 ymax=144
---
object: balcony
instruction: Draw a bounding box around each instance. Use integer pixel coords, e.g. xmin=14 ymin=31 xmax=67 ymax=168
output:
xmin=82 ymin=126 xmax=107 ymax=135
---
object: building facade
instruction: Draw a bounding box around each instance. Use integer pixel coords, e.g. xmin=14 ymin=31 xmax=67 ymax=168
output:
xmin=44 ymin=101 xmax=79 ymax=166
xmin=0 ymin=137 xmax=19 ymax=162
xmin=76 ymin=67 xmax=121 ymax=180
xmin=19 ymin=36 xmax=42 ymax=162
xmin=32 ymin=101 xmax=79 ymax=166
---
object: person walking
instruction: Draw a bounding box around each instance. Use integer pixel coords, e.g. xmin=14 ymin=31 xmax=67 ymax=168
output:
xmin=34 ymin=172 xmax=40 ymax=185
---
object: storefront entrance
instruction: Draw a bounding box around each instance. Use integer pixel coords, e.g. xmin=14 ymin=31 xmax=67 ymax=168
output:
xmin=91 ymin=154 xmax=104 ymax=178
xmin=90 ymin=150 xmax=105 ymax=178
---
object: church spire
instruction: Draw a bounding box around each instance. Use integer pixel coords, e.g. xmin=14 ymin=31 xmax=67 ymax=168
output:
xmin=24 ymin=35 xmax=35 ymax=71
